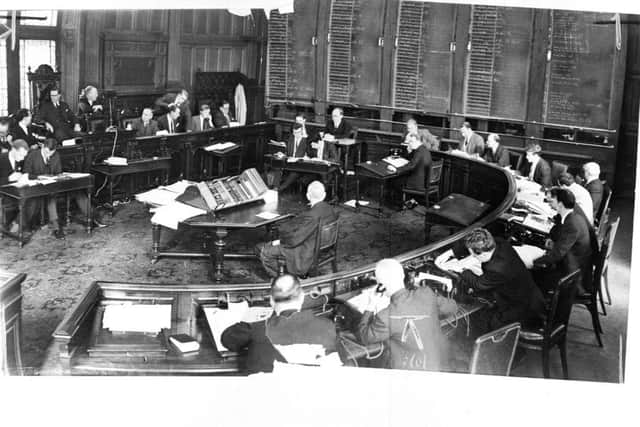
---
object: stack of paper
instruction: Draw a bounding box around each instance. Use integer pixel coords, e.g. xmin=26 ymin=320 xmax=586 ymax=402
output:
xmin=436 ymin=255 xmax=483 ymax=276
xmin=516 ymin=178 xmax=543 ymax=194
xmin=347 ymin=287 xmax=390 ymax=314
xmin=205 ymin=142 xmax=237 ymax=152
xmin=415 ymin=272 xmax=453 ymax=292
xmin=513 ymin=244 xmax=546 ymax=269
xmin=102 ymin=303 xmax=172 ymax=333
xmin=136 ymin=188 xmax=181 ymax=207
xmin=522 ymin=214 xmax=554 ymax=234
xmin=150 ymin=201 xmax=207 ymax=230
xmin=383 ymin=156 xmax=409 ymax=168
xmin=203 ymin=302 xmax=273 ymax=352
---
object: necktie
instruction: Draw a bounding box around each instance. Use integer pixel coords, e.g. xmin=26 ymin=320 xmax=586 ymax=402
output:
xmin=317 ymin=140 xmax=324 ymax=160
xmin=169 ymin=119 xmax=174 ymax=133
xmin=294 ymin=138 xmax=300 ymax=156
xmin=203 ymin=118 xmax=211 ymax=130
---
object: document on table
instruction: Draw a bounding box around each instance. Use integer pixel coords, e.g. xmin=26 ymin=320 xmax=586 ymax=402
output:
xmin=437 ymin=255 xmax=483 ymax=276
xmin=61 ymin=138 xmax=76 ymax=146
xmin=522 ymin=214 xmax=554 ymax=234
xmin=205 ymin=142 xmax=237 ymax=151
xmin=415 ymin=272 xmax=453 ymax=292
xmin=346 ymin=287 xmax=390 ymax=314
xmin=150 ymin=201 xmax=207 ymax=230
xmin=161 ymin=180 xmax=194 ymax=194
xmin=273 ymin=344 xmax=328 ymax=365
xmin=516 ymin=177 xmax=543 ymax=195
xmin=343 ymin=199 xmax=370 ymax=208
xmin=382 ymin=156 xmax=409 ymax=168
xmin=60 ymin=172 xmax=91 ymax=179
xmin=513 ymin=244 xmax=546 ymax=269
xmin=203 ymin=302 xmax=273 ymax=352
xmin=102 ymin=303 xmax=172 ymax=334
xmin=136 ymin=188 xmax=181 ymax=207
xmin=256 ymin=211 xmax=280 ymax=220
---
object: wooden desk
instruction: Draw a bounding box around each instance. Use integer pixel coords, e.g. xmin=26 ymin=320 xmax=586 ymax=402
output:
xmin=354 ymin=160 xmax=409 ymax=217
xmin=0 ymin=175 xmax=94 ymax=246
xmin=264 ymin=154 xmax=340 ymax=198
xmin=198 ymin=145 xmax=243 ymax=180
xmin=151 ymin=199 xmax=293 ymax=282
xmin=91 ymin=157 xmax=172 ymax=215
xmin=0 ymin=271 xmax=25 ymax=376
xmin=424 ymin=193 xmax=492 ymax=241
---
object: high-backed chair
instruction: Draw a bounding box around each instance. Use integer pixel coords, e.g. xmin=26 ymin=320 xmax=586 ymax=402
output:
xmin=517 ymin=270 xmax=580 ymax=379
xmin=402 ymin=159 xmax=444 ymax=208
xmin=469 ymin=323 xmax=521 ymax=376
xmin=595 ymin=184 xmax=612 ymax=231
xmin=550 ymin=161 xmax=569 ymax=186
xmin=573 ymin=244 xmax=607 ymax=347
xmin=599 ymin=217 xmax=620 ymax=308
xmin=308 ymin=219 xmax=340 ymax=277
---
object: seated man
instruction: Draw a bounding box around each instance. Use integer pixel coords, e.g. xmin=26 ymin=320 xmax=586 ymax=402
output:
xmin=129 ymin=108 xmax=159 ymax=137
xmin=398 ymin=133 xmax=432 ymax=191
xmin=0 ymin=139 xmax=29 ymax=232
xmin=534 ymin=188 xmax=597 ymax=295
xmin=77 ymin=85 xmax=105 ymax=132
xmin=483 ymin=133 xmax=510 ymax=168
xmin=404 ymin=118 xmax=439 ymax=151
xmin=459 ymin=121 xmax=485 ymax=156
xmin=155 ymin=88 xmax=192 ymax=131
xmin=582 ymin=161 xmax=604 ymax=218
xmin=295 ymin=112 xmax=314 ymax=140
xmin=221 ymin=274 xmax=338 ymax=374
xmin=157 ymin=105 xmax=182 ymax=134
xmin=23 ymin=138 xmax=105 ymax=239
xmin=437 ymin=228 xmax=546 ymax=332
xmin=37 ymin=89 xmax=81 ymax=141
xmin=558 ymin=172 xmax=593 ymax=225
xmin=356 ymin=258 xmax=457 ymax=371
xmin=324 ymin=107 xmax=352 ymax=139
xmin=277 ymin=122 xmax=311 ymax=192
xmin=256 ymin=181 xmax=338 ymax=278
xmin=191 ymin=104 xmax=215 ymax=132
xmin=0 ymin=118 xmax=14 ymax=152
xmin=518 ymin=142 xmax=552 ymax=187
xmin=213 ymin=100 xmax=235 ymax=128
xmin=10 ymin=109 xmax=43 ymax=149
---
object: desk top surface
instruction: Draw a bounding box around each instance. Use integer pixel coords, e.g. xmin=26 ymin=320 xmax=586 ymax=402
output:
xmin=0 ymin=175 xmax=94 ymax=198
xmin=185 ymin=198 xmax=294 ymax=229
xmin=91 ymin=157 xmax=173 ymax=175
xmin=426 ymin=193 xmax=491 ymax=226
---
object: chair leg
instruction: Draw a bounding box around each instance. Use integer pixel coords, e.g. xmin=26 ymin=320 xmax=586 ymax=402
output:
xmin=331 ymin=257 xmax=338 ymax=273
xmin=603 ymin=269 xmax=612 ymax=306
xmin=589 ymin=304 xmax=604 ymax=347
xmin=559 ymin=338 xmax=569 ymax=380
xmin=542 ymin=347 xmax=551 ymax=379
xmin=599 ymin=285 xmax=607 ymax=316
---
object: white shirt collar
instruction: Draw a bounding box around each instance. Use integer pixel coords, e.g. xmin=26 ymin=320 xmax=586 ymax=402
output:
xmin=560 ymin=209 xmax=572 ymax=224
xmin=585 ymin=176 xmax=598 ymax=185
xmin=8 ymin=151 xmax=16 ymax=169
xmin=20 ymin=122 xmax=28 ymax=133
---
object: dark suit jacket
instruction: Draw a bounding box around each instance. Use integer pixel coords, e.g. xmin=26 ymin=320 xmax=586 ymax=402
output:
xmin=357 ymin=287 xmax=457 ymax=371
xmin=191 ymin=115 xmax=215 ymax=132
xmin=483 ymin=144 xmax=510 ymax=168
xmin=324 ymin=119 xmax=353 ymax=139
xmin=398 ymin=145 xmax=432 ymax=190
xmin=23 ymin=149 xmax=62 ymax=179
xmin=222 ymin=309 xmax=338 ymax=374
xmin=77 ymin=97 xmax=105 ymax=131
xmin=0 ymin=153 xmax=21 ymax=185
xmin=538 ymin=210 xmax=597 ymax=293
xmin=585 ymin=179 xmax=604 ymax=218
xmin=279 ymin=201 xmax=338 ymax=276
xmin=10 ymin=124 xmax=38 ymax=147
xmin=286 ymin=135 xmax=310 ymax=158
xmin=520 ymin=157 xmax=552 ymax=187
xmin=37 ymin=101 xmax=78 ymax=140
xmin=155 ymin=93 xmax=193 ymax=130
xmin=213 ymin=109 xmax=234 ymax=128
xmin=157 ymin=114 xmax=181 ymax=133
xmin=463 ymin=132 xmax=485 ymax=156
xmin=130 ymin=118 xmax=159 ymax=138
xmin=0 ymin=134 xmax=11 ymax=152
xmin=454 ymin=238 xmax=546 ymax=324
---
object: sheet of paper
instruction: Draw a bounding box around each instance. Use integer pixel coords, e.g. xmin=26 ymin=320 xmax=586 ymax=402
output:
xmin=205 ymin=142 xmax=237 ymax=151
xmin=161 ymin=180 xmax=194 ymax=194
xmin=135 ymin=188 xmax=180 ymax=207
xmin=346 ymin=287 xmax=390 ymax=314
xmin=522 ymin=214 xmax=554 ymax=234
xmin=150 ymin=201 xmax=207 ymax=230
xmin=269 ymin=139 xmax=286 ymax=147
xmin=513 ymin=244 xmax=546 ymax=269
xmin=415 ymin=272 xmax=453 ymax=291
xmin=439 ymin=255 xmax=483 ymax=276
xmin=383 ymin=156 xmax=409 ymax=168
xmin=203 ymin=304 xmax=273 ymax=352
xmin=61 ymin=138 xmax=76 ymax=146
xmin=273 ymin=344 xmax=327 ymax=365
xmin=102 ymin=303 xmax=172 ymax=334
xmin=256 ymin=211 xmax=280 ymax=220
xmin=60 ymin=172 xmax=90 ymax=179
xmin=343 ymin=199 xmax=370 ymax=208
xmin=156 ymin=130 xmax=170 ymax=136
xmin=262 ymin=189 xmax=278 ymax=204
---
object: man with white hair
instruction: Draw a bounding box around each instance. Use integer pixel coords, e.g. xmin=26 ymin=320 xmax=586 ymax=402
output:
xmin=221 ymin=274 xmax=338 ymax=374
xmin=356 ymin=258 xmax=457 ymax=371
xmin=256 ymin=181 xmax=338 ymax=277
xmin=582 ymin=162 xmax=604 ymax=217
xmin=483 ymin=133 xmax=510 ymax=168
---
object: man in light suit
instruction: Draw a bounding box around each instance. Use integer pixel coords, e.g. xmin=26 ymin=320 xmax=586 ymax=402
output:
xmin=459 ymin=121 xmax=485 ymax=156
xmin=191 ymin=104 xmax=215 ymax=132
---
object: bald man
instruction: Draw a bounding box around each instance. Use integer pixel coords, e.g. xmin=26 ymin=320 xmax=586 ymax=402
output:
xmin=356 ymin=258 xmax=457 ymax=371
xmin=221 ymin=274 xmax=338 ymax=374
xmin=257 ymin=181 xmax=338 ymax=277
xmin=129 ymin=108 xmax=159 ymax=137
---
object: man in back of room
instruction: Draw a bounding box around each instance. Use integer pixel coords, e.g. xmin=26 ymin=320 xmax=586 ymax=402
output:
xmin=483 ymin=133 xmax=510 ymax=168
xmin=582 ymin=162 xmax=604 ymax=218
xmin=404 ymin=118 xmax=439 ymax=151
xmin=191 ymin=104 xmax=215 ymax=132
xmin=459 ymin=121 xmax=485 ymax=156
xmin=324 ymin=107 xmax=352 ymax=140
xmin=37 ymin=89 xmax=81 ymax=141
xmin=157 ymin=105 xmax=182 ymax=134
xmin=129 ymin=108 xmax=159 ymax=138
xmin=213 ymin=100 xmax=235 ymax=128
xmin=519 ymin=142 xmax=552 ymax=188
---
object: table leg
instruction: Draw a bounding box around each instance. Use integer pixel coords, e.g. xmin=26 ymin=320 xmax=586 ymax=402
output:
xmin=87 ymin=189 xmax=92 ymax=234
xmin=66 ymin=194 xmax=71 ymax=226
xmin=109 ymin=178 xmax=114 ymax=217
xmin=218 ymin=158 xmax=225 ymax=177
xmin=210 ymin=227 xmax=228 ymax=282
xmin=355 ymin=172 xmax=360 ymax=213
xmin=18 ymin=200 xmax=24 ymax=248
xmin=343 ymin=146 xmax=350 ymax=200
xmin=151 ymin=223 xmax=161 ymax=263
xmin=379 ymin=181 xmax=385 ymax=218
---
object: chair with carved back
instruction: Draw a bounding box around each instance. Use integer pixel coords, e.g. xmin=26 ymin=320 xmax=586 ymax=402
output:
xmin=308 ymin=219 xmax=340 ymax=277
xmin=469 ymin=322 xmax=521 ymax=376
xmin=573 ymin=240 xmax=608 ymax=347
xmin=402 ymin=159 xmax=443 ymax=208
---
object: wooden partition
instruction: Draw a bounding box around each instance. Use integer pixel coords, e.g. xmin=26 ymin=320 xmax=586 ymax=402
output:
xmin=1 ymin=272 xmax=25 ymax=376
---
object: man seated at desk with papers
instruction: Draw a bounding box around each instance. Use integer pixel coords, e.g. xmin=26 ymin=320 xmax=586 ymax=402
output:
xmin=436 ymin=228 xmax=546 ymax=332
xmin=390 ymin=133 xmax=432 ymax=208
xmin=276 ymin=122 xmax=310 ymax=192
xmin=0 ymin=139 xmax=29 ymax=233
xmin=221 ymin=274 xmax=339 ymax=374
xmin=356 ymin=258 xmax=457 ymax=371
xmin=23 ymin=138 xmax=106 ymax=239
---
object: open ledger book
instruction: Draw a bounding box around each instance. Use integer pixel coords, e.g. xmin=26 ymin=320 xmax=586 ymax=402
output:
xmin=203 ymin=301 xmax=273 ymax=353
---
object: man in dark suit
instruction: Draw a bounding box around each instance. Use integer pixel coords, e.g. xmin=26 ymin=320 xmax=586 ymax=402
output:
xmin=519 ymin=142 xmax=552 ymax=187
xmin=357 ymin=258 xmax=457 ymax=371
xmin=324 ymin=107 xmax=353 ymax=139
xmin=128 ymin=108 xmax=159 ymax=137
xmin=483 ymin=133 xmax=510 ymax=168
xmin=77 ymin=85 xmax=105 ymax=132
xmin=212 ymin=100 xmax=235 ymax=128
xmin=222 ymin=274 xmax=338 ymax=374
xmin=257 ymin=181 xmax=338 ymax=277
xmin=0 ymin=118 xmax=13 ymax=152
xmin=277 ymin=123 xmax=312 ymax=192
xmin=397 ymin=133 xmax=432 ymax=191
xmin=10 ymin=109 xmax=42 ymax=149
xmin=190 ymin=104 xmax=215 ymax=132
xmin=157 ymin=105 xmax=182 ymax=134
xmin=459 ymin=121 xmax=485 ymax=156
xmin=440 ymin=228 xmax=546 ymax=331
xmin=582 ymin=162 xmax=604 ymax=218
xmin=534 ymin=188 xmax=597 ymax=295
xmin=155 ymin=88 xmax=192 ymax=131
xmin=0 ymin=139 xmax=29 ymax=232
xmin=37 ymin=89 xmax=81 ymax=141
xmin=404 ymin=118 xmax=440 ymax=151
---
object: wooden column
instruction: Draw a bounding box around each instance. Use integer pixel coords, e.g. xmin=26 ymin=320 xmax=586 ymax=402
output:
xmin=167 ymin=10 xmax=181 ymax=85
xmin=60 ymin=11 xmax=83 ymax=108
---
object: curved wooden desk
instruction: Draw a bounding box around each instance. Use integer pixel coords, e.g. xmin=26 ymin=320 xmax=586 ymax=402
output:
xmin=52 ymin=152 xmax=516 ymax=375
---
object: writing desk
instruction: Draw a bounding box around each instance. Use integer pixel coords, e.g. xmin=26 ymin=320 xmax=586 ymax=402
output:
xmin=354 ymin=160 xmax=410 ymax=217
xmin=264 ymin=154 xmax=340 ymax=198
xmin=198 ymin=144 xmax=243 ymax=180
xmin=91 ymin=157 xmax=172 ymax=215
xmin=334 ymin=138 xmax=361 ymax=199
xmin=0 ymin=175 xmax=94 ymax=246
xmin=151 ymin=199 xmax=293 ymax=282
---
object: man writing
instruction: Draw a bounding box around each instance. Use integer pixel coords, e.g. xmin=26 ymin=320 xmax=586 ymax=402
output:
xmin=356 ymin=258 xmax=457 ymax=371
xmin=277 ymin=122 xmax=311 ymax=192
xmin=221 ymin=274 xmax=338 ymax=374
xmin=0 ymin=139 xmax=29 ymax=233
xmin=256 ymin=181 xmax=338 ymax=277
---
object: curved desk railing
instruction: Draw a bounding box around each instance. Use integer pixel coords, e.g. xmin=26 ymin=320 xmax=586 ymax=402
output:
xmin=52 ymin=151 xmax=516 ymax=375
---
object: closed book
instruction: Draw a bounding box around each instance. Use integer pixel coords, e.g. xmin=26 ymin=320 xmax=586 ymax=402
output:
xmin=168 ymin=334 xmax=200 ymax=354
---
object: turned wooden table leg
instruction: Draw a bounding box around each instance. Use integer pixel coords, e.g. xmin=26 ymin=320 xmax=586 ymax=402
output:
xmin=210 ymin=227 xmax=228 ymax=282
xmin=151 ymin=223 xmax=161 ymax=263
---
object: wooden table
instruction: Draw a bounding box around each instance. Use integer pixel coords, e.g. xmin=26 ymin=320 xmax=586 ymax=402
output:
xmin=424 ymin=193 xmax=491 ymax=241
xmin=264 ymin=154 xmax=341 ymax=199
xmin=198 ymin=144 xmax=243 ymax=180
xmin=91 ymin=157 xmax=172 ymax=215
xmin=151 ymin=198 xmax=293 ymax=282
xmin=354 ymin=160 xmax=410 ymax=217
xmin=0 ymin=175 xmax=94 ymax=246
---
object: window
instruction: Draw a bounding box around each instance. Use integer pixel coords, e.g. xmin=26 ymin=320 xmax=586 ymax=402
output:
xmin=0 ymin=39 xmax=7 ymax=116
xmin=19 ymin=39 xmax=56 ymax=110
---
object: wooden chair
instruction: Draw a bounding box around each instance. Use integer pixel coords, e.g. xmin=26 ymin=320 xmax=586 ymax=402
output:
xmin=338 ymin=331 xmax=385 ymax=368
xmin=550 ymin=161 xmax=569 ymax=186
xmin=308 ymin=219 xmax=340 ymax=277
xmin=508 ymin=152 xmax=523 ymax=171
xmin=595 ymin=183 xmax=612 ymax=232
xmin=517 ymin=270 xmax=580 ymax=379
xmin=573 ymin=242 xmax=608 ymax=347
xmin=599 ymin=217 xmax=620 ymax=308
xmin=402 ymin=160 xmax=444 ymax=208
xmin=469 ymin=322 xmax=521 ymax=376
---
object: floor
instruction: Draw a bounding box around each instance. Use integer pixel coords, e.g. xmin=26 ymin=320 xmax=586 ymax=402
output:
xmin=0 ymin=191 xmax=632 ymax=381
